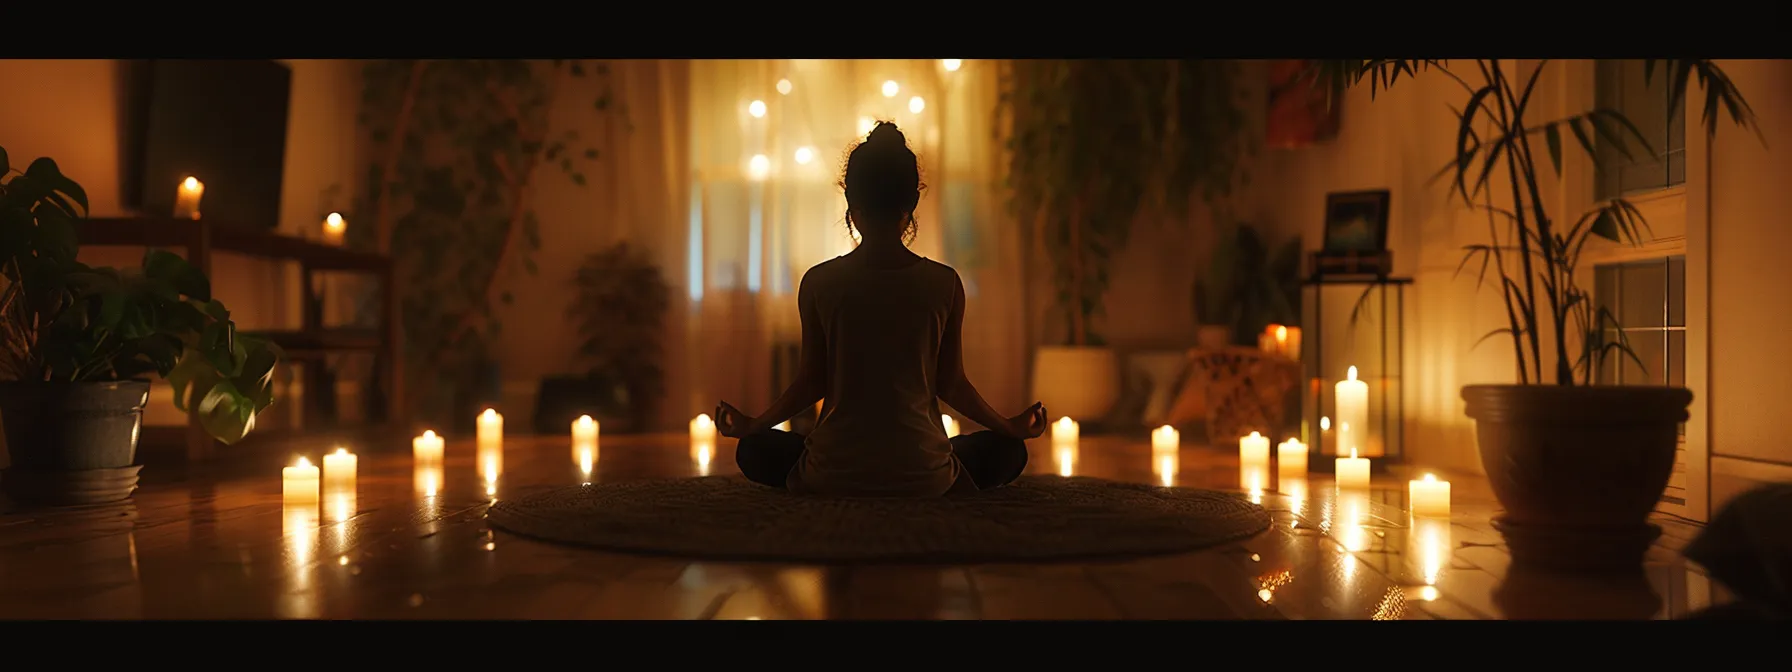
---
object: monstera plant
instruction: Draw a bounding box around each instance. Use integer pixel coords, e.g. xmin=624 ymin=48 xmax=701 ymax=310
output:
xmin=0 ymin=146 xmax=280 ymax=506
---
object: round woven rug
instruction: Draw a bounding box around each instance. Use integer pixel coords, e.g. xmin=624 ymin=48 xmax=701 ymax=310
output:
xmin=486 ymin=475 xmax=1271 ymax=563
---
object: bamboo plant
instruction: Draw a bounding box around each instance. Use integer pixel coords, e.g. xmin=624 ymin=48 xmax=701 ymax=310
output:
xmin=1316 ymin=60 xmax=1759 ymax=385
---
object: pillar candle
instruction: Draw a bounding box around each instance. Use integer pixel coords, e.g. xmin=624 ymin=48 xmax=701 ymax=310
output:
xmin=477 ymin=408 xmax=503 ymax=447
xmin=1054 ymin=443 xmax=1077 ymax=477
xmin=1408 ymin=473 xmax=1453 ymax=518
xmin=282 ymin=457 xmax=320 ymax=504
xmin=1278 ymin=438 xmax=1309 ymax=483
xmin=1152 ymin=425 xmax=1181 ymax=456
xmin=575 ymin=441 xmax=596 ymax=480
xmin=1239 ymin=431 xmax=1270 ymax=491
xmin=690 ymin=413 xmax=716 ymax=442
xmin=692 ymin=439 xmax=714 ymax=476
xmin=1336 ymin=447 xmax=1372 ymax=491
xmin=571 ymin=415 xmax=599 ymax=445
xmin=478 ymin=441 xmax=502 ymax=493
xmin=942 ymin=414 xmax=960 ymax=438
xmin=412 ymin=430 xmax=444 ymax=464
xmin=321 ymin=448 xmax=357 ymax=494
xmin=1283 ymin=326 xmax=1302 ymax=360
xmin=1052 ymin=417 xmax=1079 ymax=444
xmin=1154 ymin=451 xmax=1178 ymax=487
xmin=322 ymin=212 xmax=346 ymax=246
xmin=173 ymin=177 xmax=204 ymax=220
xmin=1335 ymin=366 xmax=1370 ymax=457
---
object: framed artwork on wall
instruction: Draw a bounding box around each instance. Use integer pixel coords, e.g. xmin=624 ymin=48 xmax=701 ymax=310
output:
xmin=1266 ymin=60 xmax=1341 ymax=149
xmin=1313 ymin=189 xmax=1393 ymax=277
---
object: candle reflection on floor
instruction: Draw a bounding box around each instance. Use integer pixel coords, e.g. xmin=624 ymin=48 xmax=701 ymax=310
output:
xmin=575 ymin=441 xmax=597 ymax=483
xmin=280 ymin=503 xmax=321 ymax=619
xmin=1409 ymin=515 xmax=1452 ymax=600
xmin=1053 ymin=443 xmax=1077 ymax=477
xmin=1153 ymin=451 xmax=1178 ymax=487
xmin=692 ymin=439 xmax=714 ymax=476
xmin=1282 ymin=476 xmax=1308 ymax=523
xmin=414 ymin=463 xmax=442 ymax=498
xmin=1336 ymin=489 xmax=1371 ymax=553
xmin=478 ymin=443 xmax=503 ymax=498
xmin=325 ymin=488 xmax=356 ymax=556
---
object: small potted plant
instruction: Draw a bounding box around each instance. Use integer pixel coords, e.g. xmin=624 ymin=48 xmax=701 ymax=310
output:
xmin=0 ymin=147 xmax=280 ymax=506
xmin=534 ymin=241 xmax=669 ymax=434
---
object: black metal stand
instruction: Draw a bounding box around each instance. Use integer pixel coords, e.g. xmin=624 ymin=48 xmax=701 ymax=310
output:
xmin=1302 ymin=275 xmax=1410 ymax=472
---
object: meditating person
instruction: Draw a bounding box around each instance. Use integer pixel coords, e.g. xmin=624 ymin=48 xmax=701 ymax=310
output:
xmin=714 ymin=121 xmax=1048 ymax=497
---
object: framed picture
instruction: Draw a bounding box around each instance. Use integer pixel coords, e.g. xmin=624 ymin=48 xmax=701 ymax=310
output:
xmin=1322 ymin=190 xmax=1391 ymax=255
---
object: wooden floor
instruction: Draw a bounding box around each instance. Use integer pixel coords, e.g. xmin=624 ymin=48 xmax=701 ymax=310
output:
xmin=0 ymin=432 xmax=1721 ymax=619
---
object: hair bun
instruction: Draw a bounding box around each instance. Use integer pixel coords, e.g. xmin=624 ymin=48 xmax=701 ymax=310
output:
xmin=866 ymin=121 xmax=905 ymax=145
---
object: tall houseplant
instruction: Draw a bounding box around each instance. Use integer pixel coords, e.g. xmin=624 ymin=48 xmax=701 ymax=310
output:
xmin=1319 ymin=59 xmax=1759 ymax=570
xmin=356 ymin=59 xmax=617 ymax=428
xmin=1000 ymin=59 xmax=1253 ymax=421
xmin=560 ymin=241 xmax=671 ymax=433
xmin=1193 ymin=223 xmax=1302 ymax=348
xmin=0 ymin=148 xmax=279 ymax=506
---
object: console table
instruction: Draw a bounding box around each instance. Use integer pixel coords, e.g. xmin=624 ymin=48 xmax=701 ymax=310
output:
xmin=78 ymin=217 xmax=405 ymax=461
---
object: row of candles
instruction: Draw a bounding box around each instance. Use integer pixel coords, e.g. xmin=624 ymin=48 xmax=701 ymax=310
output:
xmin=172 ymin=176 xmax=349 ymax=245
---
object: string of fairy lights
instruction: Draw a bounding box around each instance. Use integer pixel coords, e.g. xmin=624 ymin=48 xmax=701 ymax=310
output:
xmin=739 ymin=59 xmax=963 ymax=183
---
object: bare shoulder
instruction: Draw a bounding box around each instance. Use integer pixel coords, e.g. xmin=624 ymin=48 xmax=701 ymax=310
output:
xmin=924 ymin=258 xmax=963 ymax=283
xmin=800 ymin=256 xmax=848 ymax=286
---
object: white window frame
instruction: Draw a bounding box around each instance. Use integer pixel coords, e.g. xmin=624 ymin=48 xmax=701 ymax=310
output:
xmin=1559 ymin=60 xmax=1710 ymax=522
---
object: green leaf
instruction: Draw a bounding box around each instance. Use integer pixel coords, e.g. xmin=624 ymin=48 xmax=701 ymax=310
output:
xmin=29 ymin=205 xmax=78 ymax=262
xmin=142 ymin=249 xmax=212 ymax=301
xmin=195 ymin=378 xmax=257 ymax=445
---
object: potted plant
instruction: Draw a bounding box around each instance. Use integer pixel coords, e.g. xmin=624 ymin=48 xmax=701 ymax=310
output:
xmin=0 ymin=148 xmax=280 ymax=506
xmin=537 ymin=241 xmax=670 ymax=434
xmin=1318 ymin=60 xmax=1759 ymax=570
xmin=1000 ymin=59 xmax=1253 ymax=422
xmin=1193 ymin=223 xmax=1302 ymax=349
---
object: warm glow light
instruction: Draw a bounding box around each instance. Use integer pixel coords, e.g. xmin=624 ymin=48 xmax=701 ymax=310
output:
xmin=1321 ymin=416 xmax=1331 ymax=431
xmin=908 ymin=96 xmax=925 ymax=114
xmin=882 ymin=80 xmax=899 ymax=97
xmin=183 ymin=176 xmax=199 ymax=190
xmin=1409 ymin=473 xmax=1453 ymax=518
xmin=322 ymin=448 xmax=357 ymax=497
xmin=748 ymin=154 xmax=771 ymax=180
xmin=412 ymin=430 xmax=444 ymax=464
xmin=942 ymin=59 xmax=962 ymax=72
xmin=322 ymin=213 xmax=346 ymax=245
xmin=1054 ymin=443 xmax=1077 ymax=477
xmin=282 ymin=457 xmax=320 ymax=504
xmin=414 ymin=463 xmax=442 ymax=497
xmin=1336 ymin=447 xmax=1372 ymax=491
xmin=1154 ymin=452 xmax=1178 ymax=487
xmin=1052 ymin=417 xmax=1079 ymax=444
xmin=857 ymin=117 xmax=876 ymax=136
xmin=692 ymin=440 xmax=714 ymax=476
xmin=794 ymin=146 xmax=814 ymax=165
xmin=477 ymin=408 xmax=503 ymax=447
xmin=776 ymin=78 xmax=792 ymax=95
xmin=748 ymin=99 xmax=767 ymax=118
xmin=690 ymin=413 xmax=717 ymax=439
xmin=1336 ymin=365 xmax=1370 ymax=457
xmin=941 ymin=414 xmax=959 ymax=438
xmin=572 ymin=415 xmax=599 ymax=445
xmin=174 ymin=177 xmax=205 ymax=220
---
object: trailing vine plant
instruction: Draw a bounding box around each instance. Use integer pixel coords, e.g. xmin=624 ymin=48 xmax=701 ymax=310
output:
xmin=355 ymin=59 xmax=618 ymax=423
xmin=998 ymin=59 xmax=1254 ymax=346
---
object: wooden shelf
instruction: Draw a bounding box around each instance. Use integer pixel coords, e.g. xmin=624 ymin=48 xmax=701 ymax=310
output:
xmin=80 ymin=217 xmax=389 ymax=273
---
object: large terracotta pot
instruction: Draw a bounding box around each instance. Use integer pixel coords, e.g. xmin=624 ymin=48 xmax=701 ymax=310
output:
xmin=1032 ymin=346 xmax=1121 ymax=422
xmin=1462 ymin=384 xmax=1692 ymax=572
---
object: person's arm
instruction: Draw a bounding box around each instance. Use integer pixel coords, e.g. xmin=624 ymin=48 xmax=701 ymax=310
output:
xmin=936 ymin=273 xmax=1018 ymax=436
xmin=745 ymin=271 xmax=828 ymax=432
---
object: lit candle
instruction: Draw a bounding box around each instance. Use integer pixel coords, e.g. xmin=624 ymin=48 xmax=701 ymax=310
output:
xmin=412 ymin=430 xmax=444 ymax=464
xmin=575 ymin=442 xmax=596 ymax=481
xmin=1336 ymin=447 xmax=1372 ymax=491
xmin=1335 ymin=366 xmax=1370 ymax=457
xmin=690 ymin=413 xmax=717 ymax=442
xmin=477 ymin=440 xmax=502 ymax=494
xmin=692 ymin=439 xmax=714 ymax=475
xmin=321 ymin=447 xmax=357 ymax=494
xmin=173 ymin=176 xmax=204 ymax=220
xmin=1278 ymin=438 xmax=1309 ymax=483
xmin=1239 ymin=431 xmax=1270 ymax=491
xmin=1408 ymin=473 xmax=1452 ymax=518
xmin=1052 ymin=417 xmax=1079 ymax=445
xmin=942 ymin=414 xmax=960 ymax=438
xmin=477 ymin=408 xmax=503 ymax=447
xmin=322 ymin=212 xmax=346 ymax=246
xmin=1283 ymin=326 xmax=1302 ymax=360
xmin=282 ymin=457 xmax=320 ymax=504
xmin=572 ymin=415 xmax=599 ymax=445
xmin=1152 ymin=425 xmax=1181 ymax=455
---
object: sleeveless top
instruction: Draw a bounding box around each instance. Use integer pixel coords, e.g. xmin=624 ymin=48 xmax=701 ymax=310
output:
xmin=788 ymin=254 xmax=962 ymax=497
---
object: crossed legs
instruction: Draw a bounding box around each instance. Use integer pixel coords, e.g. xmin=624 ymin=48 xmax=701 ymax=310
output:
xmin=733 ymin=429 xmax=1029 ymax=491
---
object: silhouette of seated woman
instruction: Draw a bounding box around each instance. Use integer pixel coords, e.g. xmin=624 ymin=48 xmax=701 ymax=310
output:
xmin=715 ymin=121 xmax=1048 ymax=497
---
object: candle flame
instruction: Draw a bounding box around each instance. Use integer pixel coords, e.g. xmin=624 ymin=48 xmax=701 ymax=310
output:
xmin=482 ymin=408 xmax=498 ymax=419
xmin=1321 ymin=416 xmax=1331 ymax=431
xmin=333 ymin=448 xmax=349 ymax=456
xmin=1423 ymin=473 xmax=1437 ymax=482
xmin=294 ymin=457 xmax=312 ymax=468
xmin=423 ymin=430 xmax=436 ymax=439
xmin=1276 ymin=325 xmax=1287 ymax=340
xmin=325 ymin=212 xmax=344 ymax=229
xmin=1249 ymin=431 xmax=1261 ymax=438
xmin=576 ymin=415 xmax=594 ymax=425
xmin=1349 ymin=447 xmax=1358 ymax=459
xmin=182 ymin=176 xmax=199 ymax=190
xmin=1347 ymin=365 xmax=1358 ymax=381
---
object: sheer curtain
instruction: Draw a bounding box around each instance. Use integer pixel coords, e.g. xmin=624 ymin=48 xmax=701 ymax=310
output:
xmin=675 ymin=59 xmax=1027 ymax=425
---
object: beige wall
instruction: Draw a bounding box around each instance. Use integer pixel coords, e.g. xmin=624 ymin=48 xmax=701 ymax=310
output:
xmin=0 ymin=58 xmax=362 ymax=430
xmin=1252 ymin=59 xmax=1792 ymax=515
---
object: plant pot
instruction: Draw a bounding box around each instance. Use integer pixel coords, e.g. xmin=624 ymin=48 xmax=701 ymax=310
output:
xmin=0 ymin=380 xmax=151 ymax=507
xmin=1462 ymin=384 xmax=1692 ymax=572
xmin=1032 ymin=346 xmax=1121 ymax=422
xmin=1196 ymin=325 xmax=1231 ymax=350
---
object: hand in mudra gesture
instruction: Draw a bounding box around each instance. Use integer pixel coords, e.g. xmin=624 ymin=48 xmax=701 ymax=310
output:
xmin=714 ymin=401 xmax=756 ymax=439
xmin=1000 ymin=402 xmax=1049 ymax=440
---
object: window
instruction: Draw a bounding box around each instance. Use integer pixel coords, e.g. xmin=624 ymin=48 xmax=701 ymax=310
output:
xmin=1594 ymin=255 xmax=1686 ymax=436
xmin=1594 ymin=60 xmax=1686 ymax=200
